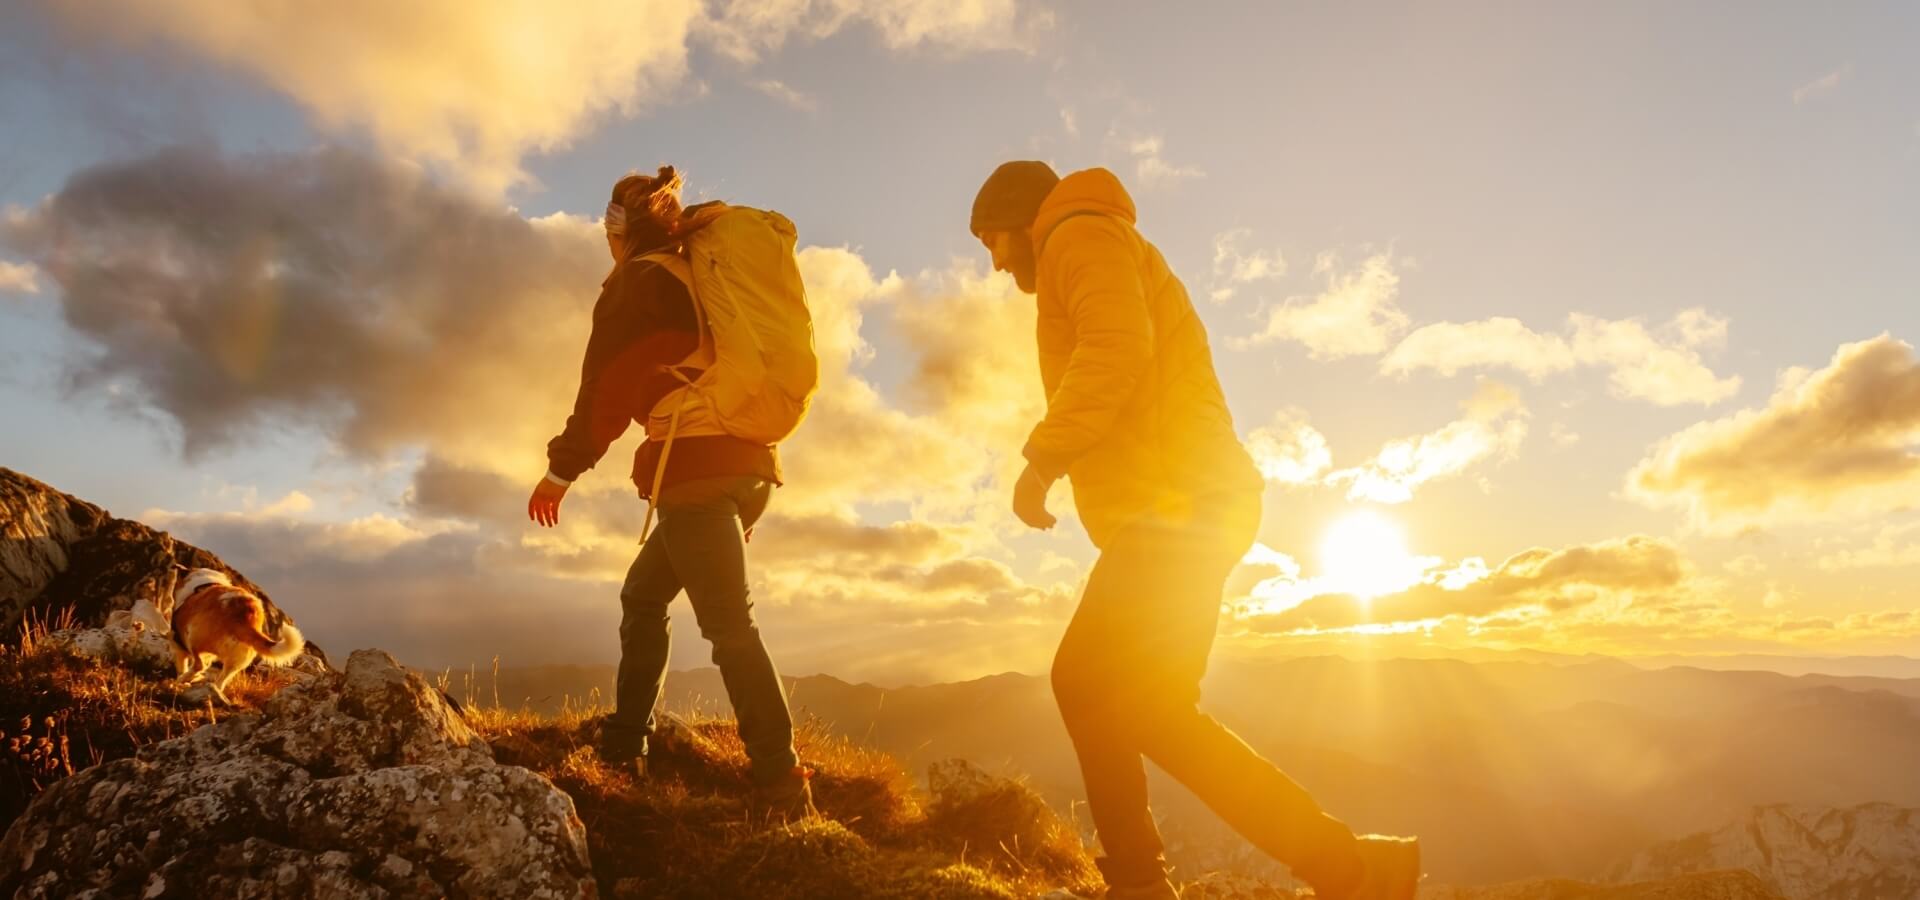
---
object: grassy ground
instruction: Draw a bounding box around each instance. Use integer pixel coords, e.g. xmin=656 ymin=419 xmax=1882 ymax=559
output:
xmin=473 ymin=698 xmax=1099 ymax=898
xmin=0 ymin=618 xmax=1100 ymax=899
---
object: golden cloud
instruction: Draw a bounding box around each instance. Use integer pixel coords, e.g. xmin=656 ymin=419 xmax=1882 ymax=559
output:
xmin=1628 ymin=334 xmax=1920 ymax=531
xmin=891 ymin=261 xmax=1046 ymax=469
xmin=1817 ymin=522 xmax=1920 ymax=570
xmin=39 ymin=0 xmax=1042 ymax=191
xmin=700 ymin=0 xmax=1049 ymax=64
xmin=1326 ymin=379 xmax=1528 ymax=504
xmin=1244 ymin=410 xmax=1333 ymax=486
xmin=0 ymin=260 xmax=39 ymax=295
xmin=1208 ymin=228 xmax=1287 ymax=304
xmin=1242 ymin=381 xmax=1526 ymax=504
xmin=1237 ymin=250 xmax=1407 ymax=358
xmin=1382 ymin=309 xmax=1740 ymax=406
xmin=1245 ymin=535 xmax=1689 ymax=633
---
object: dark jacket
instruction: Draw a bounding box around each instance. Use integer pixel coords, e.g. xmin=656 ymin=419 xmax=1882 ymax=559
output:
xmin=546 ymin=254 xmax=780 ymax=496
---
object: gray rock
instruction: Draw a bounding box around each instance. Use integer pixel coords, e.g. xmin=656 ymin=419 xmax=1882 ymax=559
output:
xmin=0 ymin=649 xmax=596 ymax=899
xmin=44 ymin=616 xmax=178 ymax=675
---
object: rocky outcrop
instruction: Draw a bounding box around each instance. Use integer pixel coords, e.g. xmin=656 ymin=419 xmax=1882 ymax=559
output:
xmin=0 ymin=467 xmax=98 ymax=630
xmin=0 ymin=649 xmax=595 ymax=899
xmin=0 ymin=467 xmax=322 ymax=667
xmin=43 ymin=610 xmax=182 ymax=673
xmin=1610 ymin=804 xmax=1920 ymax=900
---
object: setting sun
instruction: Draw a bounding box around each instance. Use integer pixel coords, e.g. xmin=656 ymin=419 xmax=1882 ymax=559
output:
xmin=1320 ymin=510 xmax=1424 ymax=600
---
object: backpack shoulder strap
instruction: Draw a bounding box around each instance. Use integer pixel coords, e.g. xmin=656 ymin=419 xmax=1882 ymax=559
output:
xmin=637 ymin=251 xmax=692 ymax=288
xmin=637 ymin=252 xmax=704 ymax=334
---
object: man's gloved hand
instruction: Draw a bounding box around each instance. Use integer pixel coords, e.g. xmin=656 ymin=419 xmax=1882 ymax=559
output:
xmin=1013 ymin=463 xmax=1058 ymax=530
xmin=528 ymin=476 xmax=568 ymax=528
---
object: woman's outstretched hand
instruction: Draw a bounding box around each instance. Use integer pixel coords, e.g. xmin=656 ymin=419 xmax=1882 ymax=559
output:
xmin=528 ymin=477 xmax=568 ymax=528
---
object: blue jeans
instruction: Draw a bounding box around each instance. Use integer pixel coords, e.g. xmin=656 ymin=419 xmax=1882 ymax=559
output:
xmin=602 ymin=475 xmax=799 ymax=782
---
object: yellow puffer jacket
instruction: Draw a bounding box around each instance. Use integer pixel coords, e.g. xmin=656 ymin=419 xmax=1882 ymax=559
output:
xmin=1024 ymin=168 xmax=1262 ymax=549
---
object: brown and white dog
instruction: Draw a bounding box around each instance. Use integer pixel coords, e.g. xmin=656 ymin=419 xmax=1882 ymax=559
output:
xmin=155 ymin=568 xmax=306 ymax=703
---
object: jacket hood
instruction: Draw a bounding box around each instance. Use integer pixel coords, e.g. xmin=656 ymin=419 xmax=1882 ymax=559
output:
xmin=1033 ymin=167 xmax=1136 ymax=245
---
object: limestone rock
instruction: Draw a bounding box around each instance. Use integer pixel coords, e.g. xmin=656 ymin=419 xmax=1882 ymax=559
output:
xmin=0 ymin=468 xmax=96 ymax=629
xmin=0 ymin=649 xmax=595 ymax=899
xmin=42 ymin=614 xmax=179 ymax=674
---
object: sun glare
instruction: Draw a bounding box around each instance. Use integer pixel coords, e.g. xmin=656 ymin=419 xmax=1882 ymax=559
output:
xmin=1319 ymin=511 xmax=1422 ymax=600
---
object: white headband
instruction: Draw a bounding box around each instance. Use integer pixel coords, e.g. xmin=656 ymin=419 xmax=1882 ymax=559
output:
xmin=604 ymin=202 xmax=627 ymax=236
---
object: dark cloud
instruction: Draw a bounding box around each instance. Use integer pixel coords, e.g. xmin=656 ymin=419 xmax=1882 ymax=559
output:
xmin=3 ymin=144 xmax=603 ymax=460
xmin=408 ymin=454 xmax=524 ymax=522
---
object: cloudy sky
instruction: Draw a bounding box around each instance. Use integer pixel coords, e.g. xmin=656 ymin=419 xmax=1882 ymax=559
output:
xmin=2 ymin=1 xmax=1917 ymax=684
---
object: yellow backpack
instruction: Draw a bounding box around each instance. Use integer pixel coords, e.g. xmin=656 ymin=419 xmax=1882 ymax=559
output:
xmin=639 ymin=205 xmax=819 ymax=535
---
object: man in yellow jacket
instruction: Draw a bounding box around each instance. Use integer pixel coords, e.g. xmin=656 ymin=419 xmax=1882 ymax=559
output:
xmin=970 ymin=161 xmax=1420 ymax=900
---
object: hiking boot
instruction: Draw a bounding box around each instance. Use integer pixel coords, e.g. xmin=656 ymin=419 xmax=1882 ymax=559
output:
xmin=594 ymin=740 xmax=648 ymax=781
xmin=1347 ymin=835 xmax=1419 ymax=900
xmin=751 ymin=765 xmax=818 ymax=821
xmin=1094 ymin=857 xmax=1180 ymax=900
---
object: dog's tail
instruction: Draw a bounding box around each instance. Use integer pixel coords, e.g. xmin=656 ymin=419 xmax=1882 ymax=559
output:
xmin=245 ymin=621 xmax=306 ymax=666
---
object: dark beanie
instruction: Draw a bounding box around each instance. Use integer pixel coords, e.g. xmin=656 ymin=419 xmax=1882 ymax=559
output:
xmin=970 ymin=161 xmax=1060 ymax=236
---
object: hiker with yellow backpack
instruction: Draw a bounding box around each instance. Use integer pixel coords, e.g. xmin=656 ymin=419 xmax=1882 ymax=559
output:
xmin=527 ymin=166 xmax=820 ymax=819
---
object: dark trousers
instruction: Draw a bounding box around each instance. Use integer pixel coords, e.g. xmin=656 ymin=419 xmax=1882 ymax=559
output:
xmin=602 ymin=476 xmax=799 ymax=782
xmin=1052 ymin=495 xmax=1364 ymax=891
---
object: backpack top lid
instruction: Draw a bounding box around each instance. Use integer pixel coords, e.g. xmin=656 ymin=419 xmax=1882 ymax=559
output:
xmin=643 ymin=203 xmax=819 ymax=446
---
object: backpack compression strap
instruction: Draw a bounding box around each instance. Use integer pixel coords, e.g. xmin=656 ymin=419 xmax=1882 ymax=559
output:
xmin=637 ymin=252 xmax=699 ymax=542
xmin=641 ymin=372 xmax=696 ymax=542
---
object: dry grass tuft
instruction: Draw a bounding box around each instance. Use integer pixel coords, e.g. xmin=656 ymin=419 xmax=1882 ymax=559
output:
xmin=925 ymin=769 xmax=1096 ymax=885
xmin=0 ymin=614 xmax=303 ymax=829
xmin=473 ymin=699 xmax=1098 ymax=898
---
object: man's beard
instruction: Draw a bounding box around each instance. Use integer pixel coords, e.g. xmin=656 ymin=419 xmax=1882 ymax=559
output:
xmin=1007 ymin=238 xmax=1038 ymax=294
